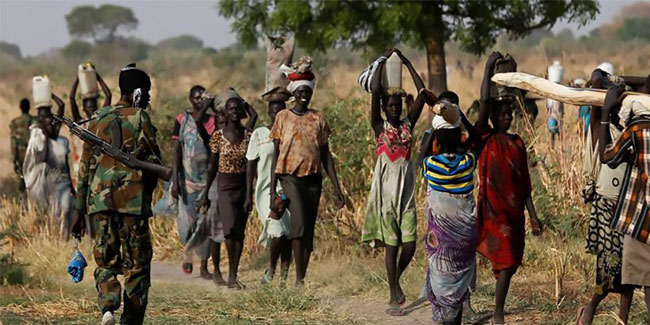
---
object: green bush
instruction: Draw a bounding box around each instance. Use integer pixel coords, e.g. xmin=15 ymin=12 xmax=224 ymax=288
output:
xmin=0 ymin=225 xmax=29 ymax=286
xmin=62 ymin=40 xmax=93 ymax=59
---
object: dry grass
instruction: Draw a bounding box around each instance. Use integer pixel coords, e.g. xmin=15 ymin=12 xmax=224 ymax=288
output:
xmin=2 ymin=43 xmax=650 ymax=323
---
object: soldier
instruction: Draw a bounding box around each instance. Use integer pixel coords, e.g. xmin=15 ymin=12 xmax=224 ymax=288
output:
xmin=10 ymin=98 xmax=36 ymax=192
xmin=71 ymin=63 xmax=160 ymax=325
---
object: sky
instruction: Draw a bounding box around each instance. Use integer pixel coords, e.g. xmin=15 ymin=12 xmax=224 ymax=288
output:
xmin=0 ymin=0 xmax=647 ymax=57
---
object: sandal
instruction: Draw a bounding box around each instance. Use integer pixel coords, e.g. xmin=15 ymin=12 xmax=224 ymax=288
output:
xmin=260 ymin=270 xmax=273 ymax=285
xmin=397 ymin=293 xmax=406 ymax=306
xmin=213 ymin=274 xmax=227 ymax=286
xmin=228 ymin=280 xmax=246 ymax=290
xmin=576 ymin=306 xmax=585 ymax=325
xmin=182 ymin=262 xmax=193 ymax=275
xmin=386 ymin=305 xmax=405 ymax=316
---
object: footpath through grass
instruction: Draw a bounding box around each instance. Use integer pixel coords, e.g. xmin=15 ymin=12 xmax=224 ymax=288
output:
xmin=1 ymin=232 xmax=649 ymax=324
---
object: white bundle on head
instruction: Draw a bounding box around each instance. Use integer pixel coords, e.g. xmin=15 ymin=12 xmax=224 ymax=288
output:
xmin=573 ymin=78 xmax=587 ymax=88
xmin=358 ymin=56 xmax=387 ymax=93
xmin=280 ymin=56 xmax=315 ymax=93
xmin=597 ymin=62 xmax=615 ymax=76
xmin=431 ymin=101 xmax=461 ymax=130
xmin=619 ymin=100 xmax=650 ymax=125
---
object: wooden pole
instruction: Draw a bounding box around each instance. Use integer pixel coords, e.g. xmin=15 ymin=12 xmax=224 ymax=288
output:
xmin=492 ymin=72 xmax=650 ymax=108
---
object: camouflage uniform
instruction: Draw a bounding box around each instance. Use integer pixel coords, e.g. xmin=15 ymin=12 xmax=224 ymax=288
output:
xmin=76 ymin=104 xmax=160 ymax=324
xmin=10 ymin=114 xmax=36 ymax=178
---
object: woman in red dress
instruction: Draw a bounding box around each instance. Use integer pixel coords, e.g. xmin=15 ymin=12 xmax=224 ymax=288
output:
xmin=474 ymin=52 xmax=543 ymax=325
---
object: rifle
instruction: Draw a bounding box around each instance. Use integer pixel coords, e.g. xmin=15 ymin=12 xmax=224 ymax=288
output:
xmin=53 ymin=114 xmax=172 ymax=181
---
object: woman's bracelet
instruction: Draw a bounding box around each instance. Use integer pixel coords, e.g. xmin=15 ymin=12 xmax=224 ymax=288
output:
xmin=600 ymin=121 xmax=610 ymax=125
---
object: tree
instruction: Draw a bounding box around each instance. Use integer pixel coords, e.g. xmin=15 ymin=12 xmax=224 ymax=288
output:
xmin=65 ymin=4 xmax=138 ymax=43
xmin=616 ymin=18 xmax=650 ymax=42
xmin=157 ymin=35 xmax=204 ymax=51
xmin=62 ymin=40 xmax=93 ymax=59
xmin=0 ymin=41 xmax=22 ymax=58
xmin=218 ymin=0 xmax=598 ymax=94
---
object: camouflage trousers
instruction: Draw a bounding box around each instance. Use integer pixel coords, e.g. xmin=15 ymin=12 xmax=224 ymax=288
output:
xmin=93 ymin=212 xmax=153 ymax=325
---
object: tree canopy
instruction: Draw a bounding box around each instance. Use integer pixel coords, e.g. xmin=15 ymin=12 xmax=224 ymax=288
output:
xmin=0 ymin=41 xmax=22 ymax=59
xmin=65 ymin=4 xmax=138 ymax=43
xmin=616 ymin=18 xmax=650 ymax=41
xmin=157 ymin=35 xmax=204 ymax=51
xmin=218 ymin=0 xmax=598 ymax=93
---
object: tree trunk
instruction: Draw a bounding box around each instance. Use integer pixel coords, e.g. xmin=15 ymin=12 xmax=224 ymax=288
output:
xmin=423 ymin=1 xmax=447 ymax=95
xmin=425 ymin=35 xmax=447 ymax=95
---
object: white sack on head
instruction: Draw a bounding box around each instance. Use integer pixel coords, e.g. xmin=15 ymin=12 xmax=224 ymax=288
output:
xmin=431 ymin=102 xmax=461 ymax=130
xmin=265 ymin=35 xmax=295 ymax=92
xmin=597 ymin=62 xmax=615 ymax=76
xmin=358 ymin=56 xmax=387 ymax=93
xmin=619 ymin=100 xmax=650 ymax=125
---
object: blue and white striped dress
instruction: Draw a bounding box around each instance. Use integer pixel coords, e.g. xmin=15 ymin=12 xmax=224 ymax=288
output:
xmin=422 ymin=151 xmax=477 ymax=323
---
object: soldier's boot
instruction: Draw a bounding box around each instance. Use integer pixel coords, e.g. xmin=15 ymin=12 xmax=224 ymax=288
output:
xmin=120 ymin=289 xmax=148 ymax=325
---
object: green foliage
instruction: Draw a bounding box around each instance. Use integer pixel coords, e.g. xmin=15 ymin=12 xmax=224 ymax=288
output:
xmin=617 ymin=17 xmax=650 ymax=41
xmin=157 ymin=35 xmax=204 ymax=51
xmin=62 ymin=40 xmax=93 ymax=59
xmin=65 ymin=4 xmax=138 ymax=43
xmin=0 ymin=225 xmax=29 ymax=286
xmin=0 ymin=41 xmax=22 ymax=58
xmin=218 ymin=0 xmax=598 ymax=56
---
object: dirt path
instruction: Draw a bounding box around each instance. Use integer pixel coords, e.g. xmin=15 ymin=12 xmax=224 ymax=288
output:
xmin=150 ymin=262 xmax=433 ymax=324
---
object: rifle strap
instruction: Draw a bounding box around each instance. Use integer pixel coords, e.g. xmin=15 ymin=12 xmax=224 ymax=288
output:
xmin=77 ymin=105 xmax=127 ymax=126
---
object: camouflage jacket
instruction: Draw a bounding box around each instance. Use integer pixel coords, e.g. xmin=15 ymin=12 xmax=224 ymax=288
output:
xmin=75 ymin=104 xmax=161 ymax=217
xmin=10 ymin=114 xmax=36 ymax=173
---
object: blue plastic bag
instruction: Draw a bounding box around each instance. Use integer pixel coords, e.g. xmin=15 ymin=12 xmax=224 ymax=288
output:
xmin=67 ymin=246 xmax=87 ymax=283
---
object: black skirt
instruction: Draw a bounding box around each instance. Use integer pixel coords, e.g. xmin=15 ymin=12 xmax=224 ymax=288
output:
xmin=279 ymin=173 xmax=322 ymax=252
xmin=217 ymin=173 xmax=247 ymax=240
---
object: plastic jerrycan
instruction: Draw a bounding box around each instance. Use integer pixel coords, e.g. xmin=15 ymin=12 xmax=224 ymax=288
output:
xmin=78 ymin=62 xmax=99 ymax=99
xmin=547 ymin=60 xmax=564 ymax=83
xmin=382 ymin=52 xmax=402 ymax=91
xmin=32 ymin=75 xmax=52 ymax=108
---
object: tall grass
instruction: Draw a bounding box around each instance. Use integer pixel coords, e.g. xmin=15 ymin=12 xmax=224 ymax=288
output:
xmin=2 ymin=41 xmax=650 ymax=323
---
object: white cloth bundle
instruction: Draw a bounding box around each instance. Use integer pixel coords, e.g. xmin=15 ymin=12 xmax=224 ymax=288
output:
xmin=431 ymin=101 xmax=461 ymax=130
xmin=358 ymin=56 xmax=387 ymax=93
xmin=619 ymin=100 xmax=650 ymax=125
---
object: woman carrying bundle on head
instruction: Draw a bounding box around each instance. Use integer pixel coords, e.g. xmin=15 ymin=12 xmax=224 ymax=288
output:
xmin=172 ymin=85 xmax=226 ymax=284
xmin=359 ymin=49 xmax=427 ymax=316
xmin=474 ymin=52 xmax=543 ymax=325
xmin=421 ymin=92 xmax=479 ymax=325
xmin=24 ymin=78 xmax=74 ymax=240
xmin=270 ymin=56 xmax=346 ymax=287
xmin=245 ymin=86 xmax=293 ymax=284
xmin=199 ymin=88 xmax=257 ymax=289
